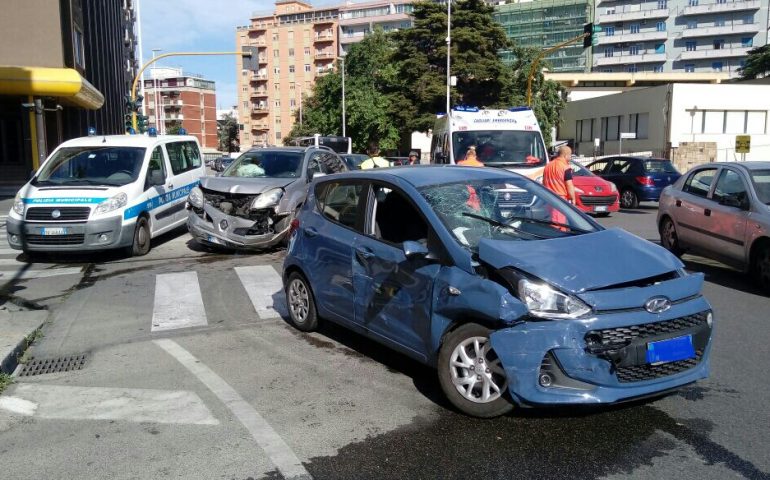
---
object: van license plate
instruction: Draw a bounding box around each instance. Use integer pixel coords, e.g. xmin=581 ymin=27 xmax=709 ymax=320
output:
xmin=646 ymin=335 xmax=695 ymax=365
xmin=594 ymin=206 xmax=608 ymax=212
xmin=41 ymin=227 xmax=68 ymax=236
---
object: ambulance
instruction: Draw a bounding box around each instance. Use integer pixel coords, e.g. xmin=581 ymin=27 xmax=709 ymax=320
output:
xmin=430 ymin=106 xmax=549 ymax=182
xmin=6 ymin=131 xmax=205 ymax=256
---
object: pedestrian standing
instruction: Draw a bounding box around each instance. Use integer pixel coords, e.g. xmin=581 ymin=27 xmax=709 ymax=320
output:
xmin=407 ymin=151 xmax=419 ymax=165
xmin=457 ymin=145 xmax=484 ymax=167
xmin=360 ymin=142 xmax=390 ymax=169
xmin=542 ymin=146 xmax=577 ymax=205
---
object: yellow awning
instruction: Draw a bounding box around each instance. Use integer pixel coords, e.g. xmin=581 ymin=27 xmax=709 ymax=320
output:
xmin=0 ymin=66 xmax=104 ymax=110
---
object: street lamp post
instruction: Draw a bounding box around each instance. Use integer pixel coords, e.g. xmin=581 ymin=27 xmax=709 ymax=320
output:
xmin=151 ymin=48 xmax=161 ymax=133
xmin=340 ymin=55 xmax=346 ymax=138
xmin=446 ymin=1 xmax=451 ymax=117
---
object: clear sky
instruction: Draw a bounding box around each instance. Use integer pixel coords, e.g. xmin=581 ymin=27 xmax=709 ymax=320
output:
xmin=139 ymin=0 xmax=340 ymax=110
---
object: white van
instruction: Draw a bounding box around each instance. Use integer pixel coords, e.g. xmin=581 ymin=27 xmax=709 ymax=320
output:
xmin=6 ymin=134 xmax=205 ymax=256
xmin=430 ymin=106 xmax=549 ymax=181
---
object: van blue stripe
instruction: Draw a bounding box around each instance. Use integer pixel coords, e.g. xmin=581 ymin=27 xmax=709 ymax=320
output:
xmin=23 ymin=197 xmax=107 ymax=204
xmin=123 ymin=180 xmax=199 ymax=220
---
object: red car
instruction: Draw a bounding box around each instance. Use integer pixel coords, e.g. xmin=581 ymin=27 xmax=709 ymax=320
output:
xmin=570 ymin=160 xmax=619 ymax=216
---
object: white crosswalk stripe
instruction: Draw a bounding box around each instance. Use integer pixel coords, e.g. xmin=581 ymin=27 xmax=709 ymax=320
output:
xmin=151 ymin=271 xmax=208 ymax=332
xmin=0 ymin=222 xmax=82 ymax=281
xmin=234 ymin=265 xmax=287 ymax=320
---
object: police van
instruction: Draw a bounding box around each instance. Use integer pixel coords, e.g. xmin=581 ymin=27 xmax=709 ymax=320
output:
xmin=430 ymin=106 xmax=549 ymax=181
xmin=6 ymin=132 xmax=205 ymax=256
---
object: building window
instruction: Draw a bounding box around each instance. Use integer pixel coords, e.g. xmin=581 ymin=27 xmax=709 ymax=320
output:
xmin=304 ymin=47 xmax=310 ymax=56
xmin=628 ymin=113 xmax=649 ymax=139
xmin=289 ymin=83 xmax=295 ymax=91
xmin=742 ymin=37 xmax=753 ymax=48
xmin=688 ymin=0 xmax=698 ymax=6
xmin=275 ymin=100 xmax=280 ymax=107
xmin=73 ymin=28 xmax=85 ymax=68
xmin=655 ymin=43 xmax=665 ymax=54
xmin=656 ymin=21 xmax=666 ymax=32
xmin=713 ymin=39 xmax=724 ymax=50
xmin=630 ymin=24 xmax=640 ymax=34
xmin=685 ymin=64 xmax=695 ymax=73
xmin=744 ymin=15 xmax=754 ymax=25
xmin=712 ymin=61 xmax=723 ymax=72
xmin=602 ymin=68 xmax=614 ymax=73
xmin=272 ymin=33 xmax=278 ymax=42
xmin=288 ymin=30 xmax=294 ymax=41
xmin=629 ymin=45 xmax=640 ymax=55
xmin=715 ymin=17 xmax=725 ymax=27
xmin=290 ymin=99 xmax=296 ymax=107
xmin=242 ymin=70 xmax=248 ymax=76
xmin=289 ymin=65 xmax=295 ymax=73
xmin=274 ymin=67 xmax=280 ymax=74
xmin=288 ymin=48 xmax=295 ymax=58
xmin=273 ymin=49 xmax=279 ymax=58
xmin=242 ymin=101 xmax=248 ymax=109
xmin=274 ymin=83 xmax=280 ymax=91
xmin=275 ymin=117 xmax=281 ymax=125
xmin=604 ymin=47 xmax=614 ymax=58
xmin=627 ymin=65 xmax=639 ymax=73
xmin=605 ymin=26 xmax=615 ymax=36
xmin=304 ymin=64 xmax=311 ymax=72
xmin=686 ymin=41 xmax=697 ymax=51
xmin=276 ymin=132 xmax=282 ymax=140
xmin=653 ymin=65 xmax=664 ymax=73
xmin=657 ymin=0 xmax=667 ymax=8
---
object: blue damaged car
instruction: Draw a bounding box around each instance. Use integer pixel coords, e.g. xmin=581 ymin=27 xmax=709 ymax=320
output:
xmin=282 ymin=166 xmax=713 ymax=418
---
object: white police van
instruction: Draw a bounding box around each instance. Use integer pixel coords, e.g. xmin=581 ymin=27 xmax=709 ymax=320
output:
xmin=6 ymin=132 xmax=205 ymax=256
xmin=431 ymin=106 xmax=550 ymax=181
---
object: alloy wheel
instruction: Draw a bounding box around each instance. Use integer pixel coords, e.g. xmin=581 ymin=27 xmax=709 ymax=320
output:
xmin=449 ymin=336 xmax=507 ymax=404
xmin=621 ymin=190 xmax=637 ymax=209
xmin=288 ymin=278 xmax=310 ymax=324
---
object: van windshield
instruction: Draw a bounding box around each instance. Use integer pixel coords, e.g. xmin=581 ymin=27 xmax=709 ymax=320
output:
xmin=452 ymin=130 xmax=547 ymax=168
xmin=32 ymin=146 xmax=146 ymax=187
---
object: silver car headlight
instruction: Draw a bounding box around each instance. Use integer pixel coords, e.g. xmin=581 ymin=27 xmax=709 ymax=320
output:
xmin=252 ymin=188 xmax=283 ymax=209
xmin=188 ymin=186 xmax=204 ymax=208
xmin=94 ymin=192 xmax=127 ymax=215
xmin=518 ymin=278 xmax=591 ymax=319
xmin=13 ymin=192 xmax=25 ymax=216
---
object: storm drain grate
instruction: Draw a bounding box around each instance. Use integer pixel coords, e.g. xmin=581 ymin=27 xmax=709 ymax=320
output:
xmin=17 ymin=354 xmax=89 ymax=376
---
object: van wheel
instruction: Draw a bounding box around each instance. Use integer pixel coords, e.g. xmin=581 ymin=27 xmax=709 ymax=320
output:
xmin=128 ymin=217 xmax=151 ymax=256
xmin=437 ymin=323 xmax=513 ymax=418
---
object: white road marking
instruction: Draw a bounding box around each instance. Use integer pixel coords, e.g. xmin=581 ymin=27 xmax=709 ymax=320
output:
xmin=151 ymin=271 xmax=208 ymax=332
xmin=0 ymin=384 xmax=219 ymax=425
xmin=0 ymin=258 xmax=26 ymax=266
xmin=154 ymin=339 xmax=311 ymax=480
xmin=234 ymin=265 xmax=287 ymax=320
xmin=0 ymin=267 xmax=83 ymax=280
xmin=0 ymin=248 xmax=19 ymax=255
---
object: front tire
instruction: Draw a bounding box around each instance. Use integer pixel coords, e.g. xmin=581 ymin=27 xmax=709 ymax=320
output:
xmin=660 ymin=217 xmax=684 ymax=258
xmin=128 ymin=216 xmax=151 ymax=256
xmin=285 ymin=272 xmax=318 ymax=331
xmin=752 ymin=245 xmax=770 ymax=294
xmin=437 ymin=323 xmax=513 ymax=418
xmin=620 ymin=188 xmax=639 ymax=209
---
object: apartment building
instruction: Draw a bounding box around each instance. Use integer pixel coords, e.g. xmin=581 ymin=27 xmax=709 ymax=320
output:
xmin=338 ymin=0 xmax=414 ymax=55
xmin=235 ymin=1 xmax=339 ymax=148
xmin=494 ymin=0 xmax=593 ymax=72
xmin=593 ymin=0 xmax=769 ymax=75
xmin=142 ymin=67 xmax=218 ymax=149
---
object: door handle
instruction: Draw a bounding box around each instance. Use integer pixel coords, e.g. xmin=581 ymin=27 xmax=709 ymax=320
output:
xmin=675 ymin=199 xmax=682 ymax=207
xmin=355 ymin=246 xmax=375 ymax=261
xmin=167 ymin=184 xmax=174 ymax=189
xmin=704 ymin=208 xmax=711 ymax=217
xmin=303 ymin=227 xmax=318 ymax=237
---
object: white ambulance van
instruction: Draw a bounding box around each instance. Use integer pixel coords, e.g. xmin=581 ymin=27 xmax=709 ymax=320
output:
xmin=430 ymin=106 xmax=549 ymax=181
xmin=6 ymin=133 xmax=205 ymax=256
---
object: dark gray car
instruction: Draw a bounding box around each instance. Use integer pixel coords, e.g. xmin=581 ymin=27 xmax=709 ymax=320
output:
xmin=186 ymin=147 xmax=347 ymax=249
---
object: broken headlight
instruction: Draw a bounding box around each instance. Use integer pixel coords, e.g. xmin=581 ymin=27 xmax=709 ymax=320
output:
xmin=188 ymin=186 xmax=204 ymax=209
xmin=518 ymin=278 xmax=591 ymax=320
xmin=252 ymin=188 xmax=283 ymax=209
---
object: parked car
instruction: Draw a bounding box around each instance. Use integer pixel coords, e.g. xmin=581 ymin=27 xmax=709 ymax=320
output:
xmin=187 ymin=147 xmax=347 ymax=250
xmin=214 ymin=156 xmax=234 ymax=172
xmin=570 ymin=160 xmax=620 ymax=216
xmin=283 ymin=166 xmax=714 ymax=417
xmin=6 ymin=134 xmax=205 ymax=257
xmin=586 ymin=156 xmax=681 ymax=209
xmin=340 ymin=153 xmax=369 ymax=170
xmin=658 ymin=161 xmax=770 ymax=292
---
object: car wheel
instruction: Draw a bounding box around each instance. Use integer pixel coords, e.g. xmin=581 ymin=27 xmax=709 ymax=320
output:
xmin=285 ymin=272 xmax=318 ymax=332
xmin=752 ymin=245 xmax=770 ymax=294
xmin=128 ymin=216 xmax=151 ymax=256
xmin=437 ymin=323 xmax=513 ymax=418
xmin=620 ymin=188 xmax=638 ymax=209
xmin=659 ymin=217 xmax=684 ymax=258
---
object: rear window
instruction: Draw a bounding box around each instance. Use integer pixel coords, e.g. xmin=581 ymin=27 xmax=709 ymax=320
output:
xmin=643 ymin=160 xmax=678 ymax=174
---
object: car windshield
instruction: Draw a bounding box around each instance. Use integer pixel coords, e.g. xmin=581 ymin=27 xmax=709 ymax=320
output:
xmin=223 ymin=151 xmax=303 ymax=178
xmin=420 ymin=177 xmax=600 ymax=251
xmin=570 ymin=160 xmax=592 ymax=177
xmin=32 ymin=146 xmax=146 ymax=187
xmin=749 ymin=169 xmax=770 ymax=204
xmin=644 ymin=160 xmax=678 ymax=174
xmin=452 ymin=130 xmax=547 ymax=167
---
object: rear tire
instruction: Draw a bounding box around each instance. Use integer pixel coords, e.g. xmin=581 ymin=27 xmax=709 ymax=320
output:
xmin=659 ymin=217 xmax=684 ymax=258
xmin=285 ymin=272 xmax=318 ymax=331
xmin=620 ymin=188 xmax=638 ymax=209
xmin=752 ymin=244 xmax=770 ymax=294
xmin=128 ymin=216 xmax=151 ymax=257
xmin=437 ymin=323 xmax=513 ymax=418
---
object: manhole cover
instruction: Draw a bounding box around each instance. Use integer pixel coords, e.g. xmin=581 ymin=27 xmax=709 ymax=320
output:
xmin=17 ymin=354 xmax=88 ymax=376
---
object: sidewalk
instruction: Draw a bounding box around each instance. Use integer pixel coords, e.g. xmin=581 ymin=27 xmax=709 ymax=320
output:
xmin=0 ymin=308 xmax=48 ymax=374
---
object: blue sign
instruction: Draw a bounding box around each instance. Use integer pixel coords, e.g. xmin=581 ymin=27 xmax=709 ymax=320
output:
xmin=123 ymin=181 xmax=199 ymax=220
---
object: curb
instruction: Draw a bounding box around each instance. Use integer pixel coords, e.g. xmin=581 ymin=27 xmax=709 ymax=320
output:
xmin=0 ymin=310 xmax=49 ymax=375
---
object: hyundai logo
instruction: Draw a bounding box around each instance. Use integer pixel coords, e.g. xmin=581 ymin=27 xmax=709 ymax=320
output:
xmin=644 ymin=296 xmax=671 ymax=314
xmin=51 ymin=209 xmax=61 ymax=219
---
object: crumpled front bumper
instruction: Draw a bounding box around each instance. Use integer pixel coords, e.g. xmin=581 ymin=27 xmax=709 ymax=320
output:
xmin=186 ymin=204 xmax=289 ymax=250
xmin=489 ymin=296 xmax=713 ymax=406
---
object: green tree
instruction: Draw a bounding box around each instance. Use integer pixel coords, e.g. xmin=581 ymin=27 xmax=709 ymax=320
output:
xmin=165 ymin=120 xmax=183 ymax=135
xmin=740 ymin=44 xmax=770 ymax=79
xmin=217 ymin=113 xmax=240 ymax=153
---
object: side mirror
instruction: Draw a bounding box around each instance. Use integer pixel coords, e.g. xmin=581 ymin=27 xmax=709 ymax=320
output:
xmin=148 ymin=169 xmax=165 ymax=186
xmin=402 ymin=240 xmax=429 ymax=259
xmin=307 ymin=171 xmax=326 ymax=181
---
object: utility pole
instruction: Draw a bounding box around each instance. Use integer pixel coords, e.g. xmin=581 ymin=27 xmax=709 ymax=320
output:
xmin=151 ymin=48 xmax=161 ymax=132
xmin=135 ymin=0 xmax=146 ymax=116
xmin=446 ymin=0 xmax=451 ymax=117
xmin=340 ymin=55 xmax=346 ymax=137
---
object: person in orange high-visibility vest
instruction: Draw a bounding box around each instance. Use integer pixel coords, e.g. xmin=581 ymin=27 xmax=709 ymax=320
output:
xmin=457 ymin=145 xmax=484 ymax=167
xmin=543 ymin=146 xmax=577 ymax=205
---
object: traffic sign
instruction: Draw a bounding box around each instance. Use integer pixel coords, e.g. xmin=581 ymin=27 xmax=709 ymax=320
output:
xmin=620 ymin=132 xmax=637 ymax=139
xmin=735 ymin=135 xmax=751 ymax=154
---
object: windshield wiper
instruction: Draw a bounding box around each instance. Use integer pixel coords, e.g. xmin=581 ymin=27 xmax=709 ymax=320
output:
xmin=461 ymin=212 xmax=546 ymax=240
xmin=506 ymin=215 xmax=592 ymax=235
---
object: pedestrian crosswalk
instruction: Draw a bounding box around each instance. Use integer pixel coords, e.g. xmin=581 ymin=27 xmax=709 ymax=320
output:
xmin=0 ymin=214 xmax=84 ymax=282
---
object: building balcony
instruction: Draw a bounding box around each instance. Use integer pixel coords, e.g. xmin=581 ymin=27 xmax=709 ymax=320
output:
xmin=250 ymin=90 xmax=268 ymax=98
xmin=596 ymin=30 xmax=668 ymax=45
xmin=680 ymin=23 xmax=760 ymax=38
xmin=162 ymin=100 xmax=183 ymax=109
xmin=251 ymin=106 xmax=269 ymax=114
xmin=248 ymin=40 xmax=267 ymax=47
xmin=679 ymin=46 xmax=751 ymax=60
xmin=316 ymin=67 xmax=334 ymax=76
xmin=314 ymin=52 xmax=336 ymax=60
xmin=251 ymin=72 xmax=268 ymax=82
xmin=252 ymin=123 xmax=269 ymax=131
xmin=165 ymin=114 xmax=184 ymax=120
xmin=680 ymin=0 xmax=760 ymax=16
xmin=258 ymin=56 xmax=268 ymax=65
xmin=249 ymin=23 xmax=269 ymax=32
xmin=594 ymin=52 xmax=667 ymax=66
xmin=339 ymin=12 xmax=409 ymax=27
xmin=314 ymin=32 xmax=334 ymax=42
xmin=597 ymin=8 xmax=669 ymax=24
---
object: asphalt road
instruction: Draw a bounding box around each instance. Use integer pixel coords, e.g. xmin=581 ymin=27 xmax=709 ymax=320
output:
xmin=0 ymin=201 xmax=768 ymax=480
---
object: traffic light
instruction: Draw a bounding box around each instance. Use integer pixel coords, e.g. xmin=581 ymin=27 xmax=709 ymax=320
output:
xmin=583 ymin=23 xmax=602 ymax=48
xmin=124 ymin=113 xmax=134 ymax=134
xmin=136 ymin=115 xmax=149 ymax=133
xmin=134 ymin=94 xmax=144 ymax=113
xmin=241 ymin=46 xmax=259 ymax=71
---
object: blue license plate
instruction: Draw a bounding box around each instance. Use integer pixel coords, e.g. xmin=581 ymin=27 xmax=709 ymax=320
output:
xmin=646 ymin=335 xmax=695 ymax=364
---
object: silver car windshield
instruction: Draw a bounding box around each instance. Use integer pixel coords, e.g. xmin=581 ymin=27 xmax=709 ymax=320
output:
xmin=32 ymin=146 xmax=146 ymax=187
xmin=420 ymin=178 xmax=599 ymax=250
xmin=223 ymin=151 xmax=303 ymax=178
xmin=750 ymin=169 xmax=770 ymax=204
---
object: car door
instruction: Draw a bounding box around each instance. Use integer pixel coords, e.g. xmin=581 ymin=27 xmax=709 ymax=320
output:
xmin=675 ymin=167 xmax=719 ymax=249
xmin=301 ymin=179 xmax=365 ymax=325
xmin=351 ymin=182 xmax=443 ymax=361
xmin=704 ymin=167 xmax=750 ymax=265
xmin=163 ymin=140 xmax=204 ymax=225
xmin=603 ymin=157 xmax=633 ymax=193
xmin=143 ymin=145 xmax=176 ymax=234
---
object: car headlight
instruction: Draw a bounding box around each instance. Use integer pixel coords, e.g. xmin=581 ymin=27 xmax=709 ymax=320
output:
xmin=518 ymin=278 xmax=591 ymax=319
xmin=609 ymin=182 xmax=617 ymax=193
xmin=188 ymin=186 xmax=203 ymax=208
xmin=94 ymin=192 xmax=127 ymax=215
xmin=252 ymin=188 xmax=283 ymax=209
xmin=13 ymin=193 xmax=25 ymax=216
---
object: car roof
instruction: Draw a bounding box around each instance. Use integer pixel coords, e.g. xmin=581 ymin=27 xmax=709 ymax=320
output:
xmin=322 ymin=165 xmax=523 ymax=188
xmin=694 ymin=161 xmax=770 ymax=171
xmin=246 ymin=146 xmax=312 ymax=154
xmin=58 ymin=135 xmax=199 ymax=148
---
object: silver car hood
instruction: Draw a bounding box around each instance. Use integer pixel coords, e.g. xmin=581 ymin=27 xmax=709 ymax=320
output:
xmin=199 ymin=175 xmax=296 ymax=194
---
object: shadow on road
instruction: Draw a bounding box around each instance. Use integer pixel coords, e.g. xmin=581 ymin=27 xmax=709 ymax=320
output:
xmin=682 ymin=256 xmax=766 ymax=297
